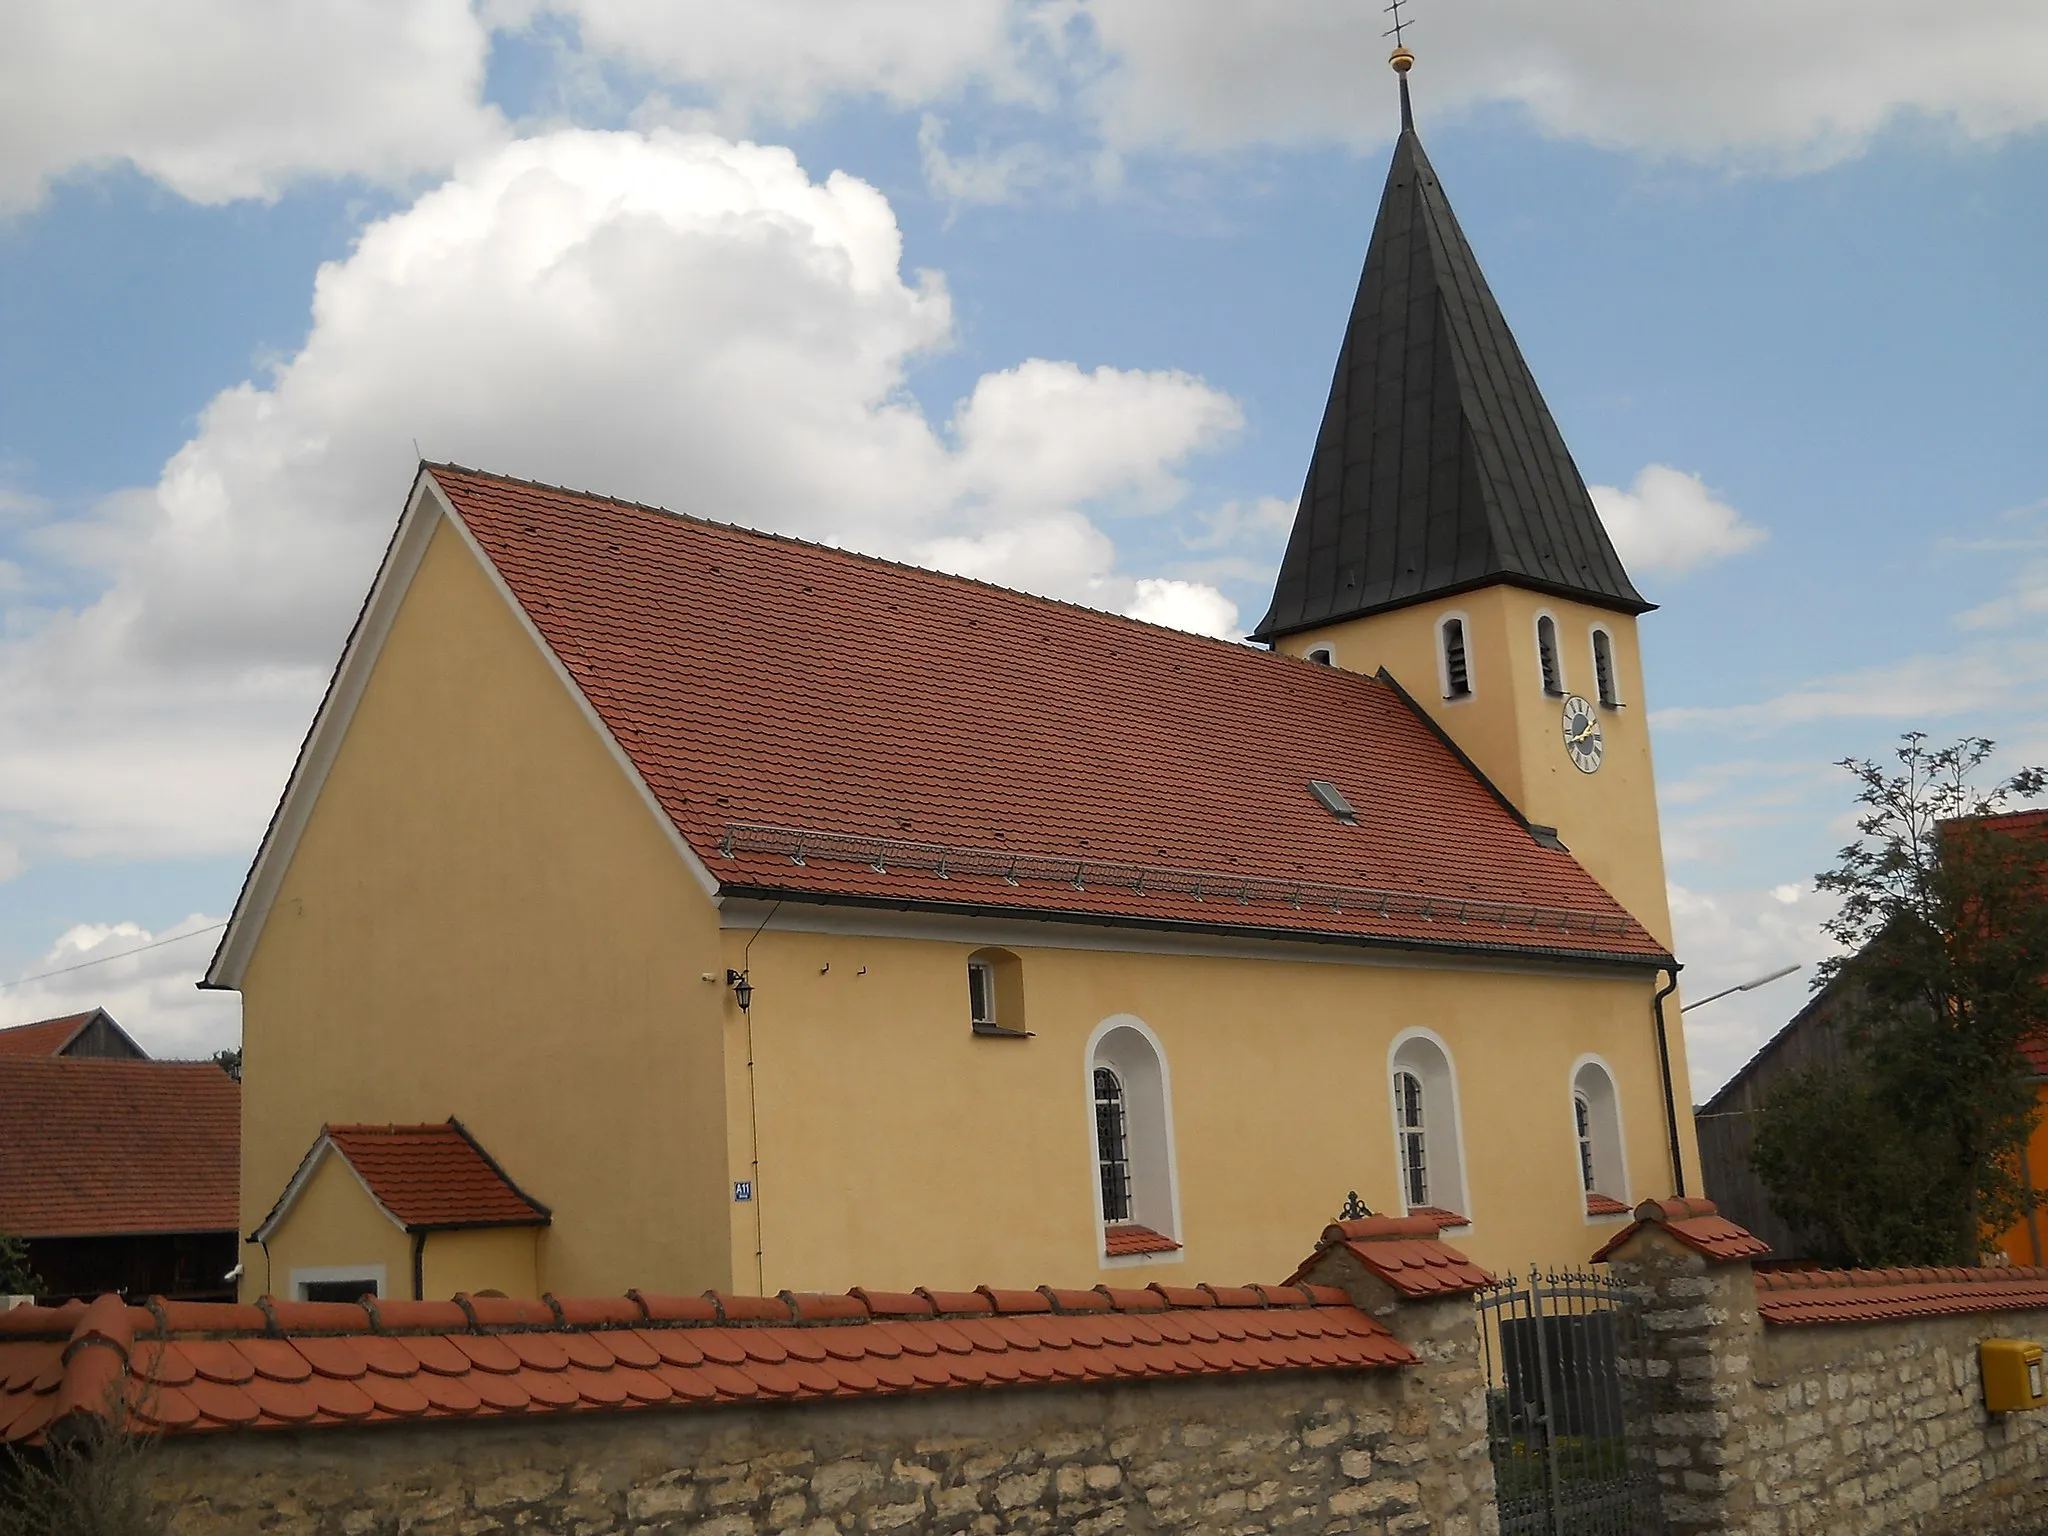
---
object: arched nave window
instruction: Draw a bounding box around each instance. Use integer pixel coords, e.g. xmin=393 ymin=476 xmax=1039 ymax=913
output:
xmin=1572 ymin=1058 xmax=1629 ymax=1215
xmin=1388 ymin=1032 xmax=1469 ymax=1224
xmin=1088 ymin=1020 xmax=1181 ymax=1257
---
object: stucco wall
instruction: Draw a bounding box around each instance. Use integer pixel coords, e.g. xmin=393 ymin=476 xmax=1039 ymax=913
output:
xmin=141 ymin=1363 xmax=1497 ymax=1536
xmin=721 ymin=915 xmax=1668 ymax=1293
xmin=238 ymin=510 xmax=733 ymax=1301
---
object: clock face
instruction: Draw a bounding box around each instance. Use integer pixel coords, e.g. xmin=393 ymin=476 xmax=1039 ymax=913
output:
xmin=1561 ymin=695 xmax=1604 ymax=774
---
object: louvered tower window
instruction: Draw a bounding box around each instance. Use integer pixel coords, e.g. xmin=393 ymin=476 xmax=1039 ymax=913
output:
xmin=1536 ymin=615 xmax=1562 ymax=696
xmin=1440 ymin=619 xmax=1471 ymax=698
xmin=1093 ymin=1067 xmax=1133 ymax=1222
xmin=1394 ymin=1070 xmax=1429 ymax=1208
xmin=1592 ymin=628 xmax=1619 ymax=707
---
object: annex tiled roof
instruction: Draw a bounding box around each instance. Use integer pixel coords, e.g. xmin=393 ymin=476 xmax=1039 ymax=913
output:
xmin=0 ymin=1059 xmax=238 ymax=1239
xmin=253 ymin=1121 xmax=549 ymax=1241
xmin=0 ymin=1281 xmax=1411 ymax=1446
xmin=1585 ymin=1194 xmax=1630 ymax=1218
xmin=429 ymin=467 xmax=1666 ymax=966
xmin=0 ymin=1013 xmax=95 ymax=1056
xmin=1286 ymin=1216 xmax=1494 ymax=1297
xmin=1103 ymin=1225 xmax=1181 ymax=1258
xmin=1590 ymin=1197 xmax=1772 ymax=1265
xmin=1753 ymin=1265 xmax=2048 ymax=1325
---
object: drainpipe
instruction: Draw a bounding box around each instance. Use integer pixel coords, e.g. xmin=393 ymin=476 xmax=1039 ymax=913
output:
xmin=411 ymin=1231 xmax=426 ymax=1301
xmin=1653 ymin=967 xmax=1686 ymax=1198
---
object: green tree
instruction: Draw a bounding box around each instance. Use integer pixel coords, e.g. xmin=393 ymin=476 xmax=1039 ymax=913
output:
xmin=1751 ymin=734 xmax=2048 ymax=1267
xmin=0 ymin=1232 xmax=39 ymax=1298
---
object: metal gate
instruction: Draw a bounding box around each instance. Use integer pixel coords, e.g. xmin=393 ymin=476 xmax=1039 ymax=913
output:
xmin=1476 ymin=1271 xmax=1663 ymax=1536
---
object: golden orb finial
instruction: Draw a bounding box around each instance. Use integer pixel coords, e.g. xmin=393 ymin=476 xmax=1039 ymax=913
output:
xmin=1390 ymin=46 xmax=1415 ymax=74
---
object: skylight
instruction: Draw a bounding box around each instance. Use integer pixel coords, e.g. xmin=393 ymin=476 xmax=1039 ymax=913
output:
xmin=1308 ymin=780 xmax=1358 ymax=825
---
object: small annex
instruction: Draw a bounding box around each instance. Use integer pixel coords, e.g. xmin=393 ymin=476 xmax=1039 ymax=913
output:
xmin=250 ymin=1121 xmax=551 ymax=1304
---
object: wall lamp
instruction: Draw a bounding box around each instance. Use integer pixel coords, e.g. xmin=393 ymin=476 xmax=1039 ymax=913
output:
xmin=726 ymin=969 xmax=753 ymax=1012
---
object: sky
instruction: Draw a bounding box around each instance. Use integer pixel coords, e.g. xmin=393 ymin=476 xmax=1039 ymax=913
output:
xmin=1 ymin=1 xmax=2045 ymax=1097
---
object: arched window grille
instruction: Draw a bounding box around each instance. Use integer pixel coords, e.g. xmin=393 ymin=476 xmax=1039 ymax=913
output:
xmin=1574 ymin=1092 xmax=1597 ymax=1192
xmin=1592 ymin=628 xmax=1619 ymax=707
xmin=1441 ymin=618 xmax=1472 ymax=698
xmin=1536 ymin=615 xmax=1563 ymax=695
xmin=1093 ymin=1067 xmax=1133 ymax=1222
xmin=1394 ymin=1069 xmax=1429 ymax=1208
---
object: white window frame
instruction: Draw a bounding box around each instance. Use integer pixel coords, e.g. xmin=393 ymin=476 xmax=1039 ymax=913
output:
xmin=1394 ymin=1068 xmax=1429 ymax=1209
xmin=1084 ymin=1015 xmax=1183 ymax=1267
xmin=1387 ymin=1029 xmax=1472 ymax=1227
xmin=1534 ymin=611 xmax=1565 ymax=697
xmin=1589 ymin=626 xmax=1621 ymax=708
xmin=1569 ymin=1054 xmax=1631 ymax=1219
xmin=968 ymin=958 xmax=998 ymax=1031
xmin=1437 ymin=612 xmax=1475 ymax=701
xmin=289 ymin=1264 xmax=388 ymax=1302
xmin=1305 ymin=644 xmax=1336 ymax=667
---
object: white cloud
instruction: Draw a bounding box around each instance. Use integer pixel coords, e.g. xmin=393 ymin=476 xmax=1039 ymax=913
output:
xmin=1654 ymin=642 xmax=2048 ymax=734
xmin=0 ymin=128 xmax=1243 ymax=861
xmin=0 ymin=917 xmax=240 ymax=1060
xmin=0 ymin=0 xmax=501 ymax=211
xmin=1077 ymin=0 xmax=2048 ymax=167
xmin=1668 ymin=880 xmax=1840 ymax=1102
xmin=1126 ymin=578 xmax=1237 ymax=639
xmin=1590 ymin=464 xmax=1766 ymax=581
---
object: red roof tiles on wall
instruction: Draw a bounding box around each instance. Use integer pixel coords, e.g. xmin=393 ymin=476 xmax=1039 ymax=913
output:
xmin=0 ymin=1280 xmax=1410 ymax=1446
xmin=429 ymin=467 xmax=1667 ymax=966
xmin=1590 ymin=1197 xmax=1772 ymax=1265
xmin=1286 ymin=1216 xmax=1495 ymax=1297
xmin=1754 ymin=1265 xmax=2048 ymax=1325
xmin=1103 ymin=1225 xmax=1182 ymax=1258
xmin=0 ymin=1059 xmax=238 ymax=1239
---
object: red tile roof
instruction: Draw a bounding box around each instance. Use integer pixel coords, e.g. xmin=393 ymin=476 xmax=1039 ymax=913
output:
xmin=254 ymin=1121 xmax=549 ymax=1239
xmin=0 ymin=1279 xmax=1411 ymax=1445
xmin=0 ymin=1059 xmax=238 ymax=1239
xmin=428 ymin=467 xmax=1667 ymax=967
xmin=1590 ymin=1197 xmax=1772 ymax=1265
xmin=1754 ymin=1265 xmax=2048 ymax=1325
xmin=1286 ymin=1216 xmax=1495 ymax=1297
xmin=1585 ymin=1194 xmax=1630 ymax=1218
xmin=0 ymin=1013 xmax=97 ymax=1056
xmin=1103 ymin=1225 xmax=1181 ymax=1258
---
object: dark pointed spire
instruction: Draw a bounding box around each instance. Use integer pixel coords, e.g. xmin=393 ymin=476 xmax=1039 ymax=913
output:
xmin=1252 ymin=55 xmax=1648 ymax=642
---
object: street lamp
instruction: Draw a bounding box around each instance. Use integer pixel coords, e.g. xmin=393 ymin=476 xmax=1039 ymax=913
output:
xmin=726 ymin=969 xmax=753 ymax=1012
xmin=1680 ymin=963 xmax=1799 ymax=1014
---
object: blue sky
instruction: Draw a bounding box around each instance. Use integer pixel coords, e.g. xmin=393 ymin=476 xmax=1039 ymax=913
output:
xmin=2 ymin=2 xmax=2045 ymax=1093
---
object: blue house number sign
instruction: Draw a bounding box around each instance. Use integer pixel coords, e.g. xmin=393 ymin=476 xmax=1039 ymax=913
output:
xmin=733 ymin=1180 xmax=754 ymax=1202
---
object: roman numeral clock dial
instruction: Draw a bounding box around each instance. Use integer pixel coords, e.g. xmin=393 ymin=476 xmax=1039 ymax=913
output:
xmin=1561 ymin=695 xmax=1603 ymax=774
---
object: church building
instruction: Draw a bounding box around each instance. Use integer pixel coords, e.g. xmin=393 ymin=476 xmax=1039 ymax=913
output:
xmin=211 ymin=58 xmax=1699 ymax=1304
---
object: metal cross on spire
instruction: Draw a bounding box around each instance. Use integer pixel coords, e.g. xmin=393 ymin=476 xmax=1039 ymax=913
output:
xmin=1383 ymin=0 xmax=1412 ymax=49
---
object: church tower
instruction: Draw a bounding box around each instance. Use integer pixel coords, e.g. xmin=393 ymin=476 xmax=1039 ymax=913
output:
xmin=1253 ymin=51 xmax=1672 ymax=948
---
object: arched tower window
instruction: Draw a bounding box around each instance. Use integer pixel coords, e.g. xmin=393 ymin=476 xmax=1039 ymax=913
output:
xmin=1591 ymin=628 xmax=1620 ymax=708
xmin=1571 ymin=1059 xmax=1628 ymax=1213
xmin=1536 ymin=615 xmax=1563 ymax=696
xmin=1305 ymin=645 xmax=1335 ymax=666
xmin=1088 ymin=1021 xmax=1181 ymax=1256
xmin=1389 ymin=1033 xmax=1468 ymax=1223
xmin=1440 ymin=617 xmax=1472 ymax=699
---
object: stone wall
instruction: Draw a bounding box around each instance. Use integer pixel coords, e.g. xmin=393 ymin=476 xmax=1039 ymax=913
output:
xmin=144 ymin=1357 xmax=1493 ymax=1536
xmin=1604 ymin=1212 xmax=2048 ymax=1536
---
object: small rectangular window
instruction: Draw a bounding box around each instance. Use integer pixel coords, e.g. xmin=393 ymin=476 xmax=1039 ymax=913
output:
xmin=967 ymin=961 xmax=996 ymax=1030
xmin=294 ymin=1272 xmax=383 ymax=1303
xmin=1442 ymin=619 xmax=1471 ymax=698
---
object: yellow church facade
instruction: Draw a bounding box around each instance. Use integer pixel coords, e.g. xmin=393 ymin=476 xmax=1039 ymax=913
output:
xmin=211 ymin=100 xmax=1702 ymax=1305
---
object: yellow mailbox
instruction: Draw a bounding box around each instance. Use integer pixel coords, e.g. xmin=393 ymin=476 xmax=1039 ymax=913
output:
xmin=1982 ymin=1339 xmax=2047 ymax=1413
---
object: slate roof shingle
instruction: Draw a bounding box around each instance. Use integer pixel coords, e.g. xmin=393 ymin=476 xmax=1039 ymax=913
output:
xmin=0 ymin=1059 xmax=239 ymax=1239
xmin=1254 ymin=127 xmax=1648 ymax=640
xmin=429 ymin=467 xmax=1666 ymax=967
xmin=0 ymin=1280 xmax=1412 ymax=1445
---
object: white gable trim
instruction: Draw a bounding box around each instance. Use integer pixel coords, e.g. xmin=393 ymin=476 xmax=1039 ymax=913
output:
xmin=436 ymin=491 xmax=723 ymax=904
xmin=249 ymin=1134 xmax=407 ymax=1244
xmin=205 ymin=470 xmax=721 ymax=990
xmin=205 ymin=473 xmax=447 ymax=990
